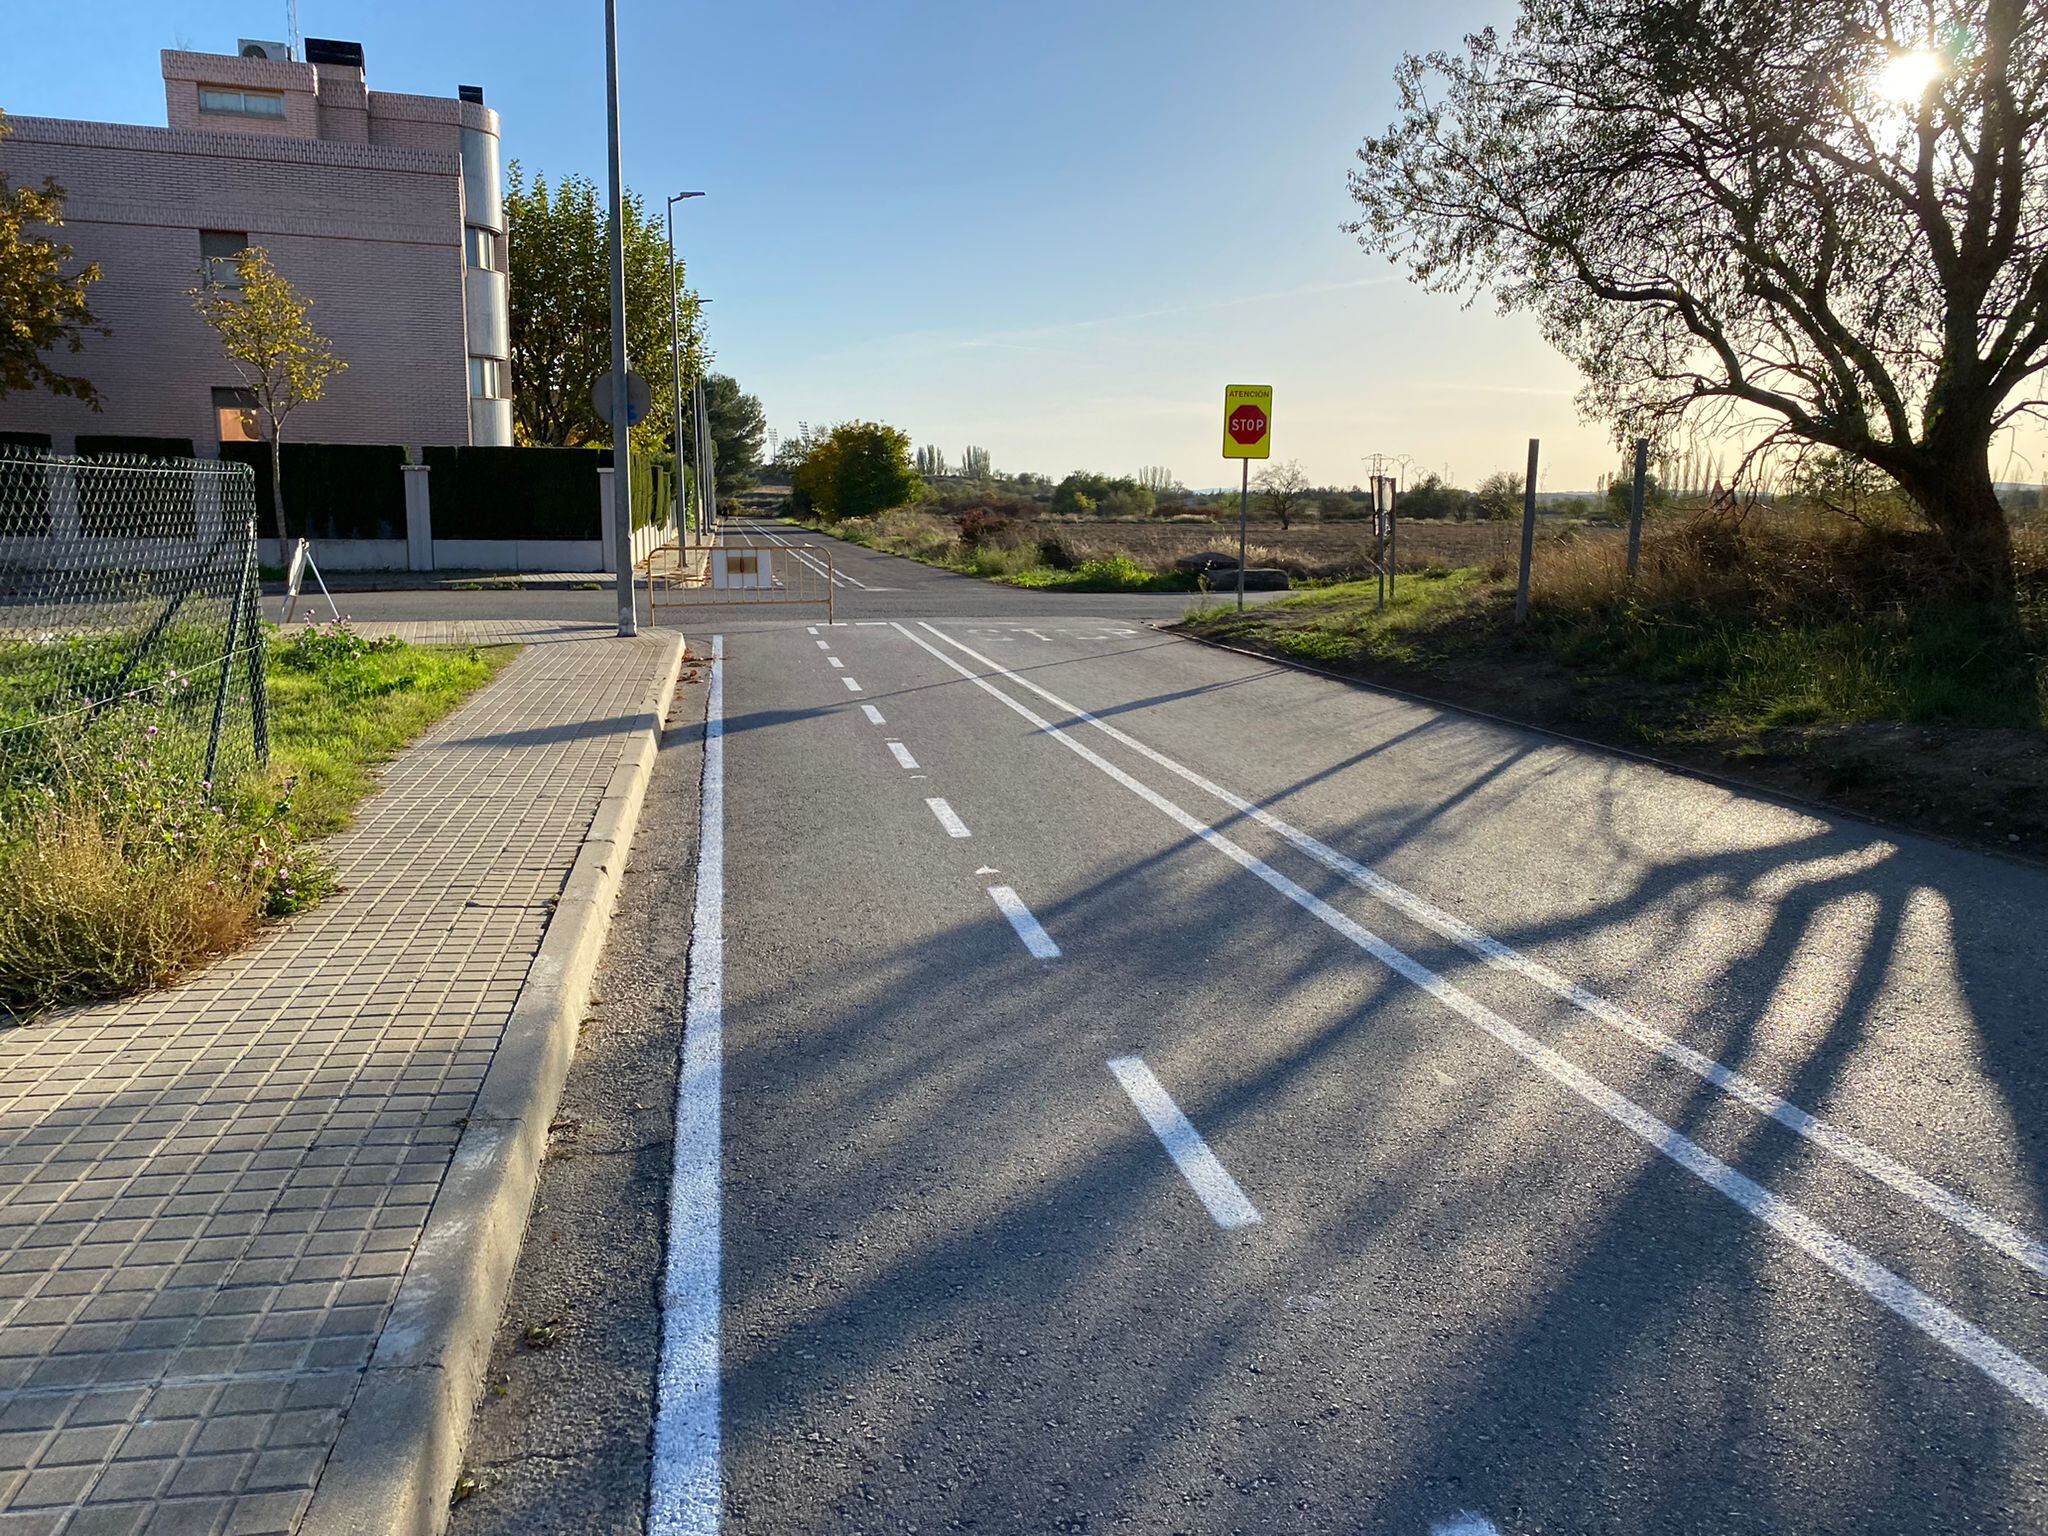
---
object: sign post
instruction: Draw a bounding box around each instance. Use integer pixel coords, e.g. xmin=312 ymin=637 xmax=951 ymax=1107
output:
xmin=1222 ymin=385 xmax=1273 ymax=611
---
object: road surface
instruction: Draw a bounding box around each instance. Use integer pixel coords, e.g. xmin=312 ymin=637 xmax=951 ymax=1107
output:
xmin=456 ymin=520 xmax=2048 ymax=1535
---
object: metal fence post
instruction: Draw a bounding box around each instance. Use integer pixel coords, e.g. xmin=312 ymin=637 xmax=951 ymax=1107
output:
xmin=1515 ymin=439 xmax=1540 ymax=624
xmin=1626 ymin=436 xmax=1648 ymax=581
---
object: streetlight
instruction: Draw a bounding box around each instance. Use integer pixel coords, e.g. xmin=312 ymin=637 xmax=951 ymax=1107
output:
xmin=603 ymin=0 xmax=633 ymax=635
xmin=666 ymin=192 xmax=704 ymax=540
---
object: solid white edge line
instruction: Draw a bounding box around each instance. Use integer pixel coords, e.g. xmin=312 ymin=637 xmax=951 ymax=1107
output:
xmin=649 ymin=634 xmax=724 ymax=1534
xmin=988 ymin=884 xmax=1060 ymax=959
xmin=861 ymin=704 xmax=887 ymax=725
xmin=914 ymin=622 xmax=2048 ymax=1285
xmin=1107 ymin=1056 xmax=1261 ymax=1230
xmin=925 ymin=797 xmax=972 ymax=838
xmin=887 ymin=620 xmax=2048 ymax=1420
xmin=887 ymin=740 xmax=921 ymax=770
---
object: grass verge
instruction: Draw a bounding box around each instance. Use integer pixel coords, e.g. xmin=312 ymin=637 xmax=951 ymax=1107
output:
xmin=0 ymin=625 xmax=515 ymax=1017
xmin=1180 ymin=511 xmax=2048 ymax=854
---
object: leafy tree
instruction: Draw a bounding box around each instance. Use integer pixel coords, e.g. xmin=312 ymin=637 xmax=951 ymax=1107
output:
xmin=1253 ymin=460 xmax=1314 ymax=530
xmin=191 ymin=246 xmax=346 ymax=565
xmin=1474 ymin=470 xmax=1525 ymax=522
xmin=1348 ymin=0 xmax=2048 ymax=597
xmin=792 ymin=421 xmax=922 ymax=520
xmin=1135 ymin=465 xmax=1178 ymax=494
xmin=504 ymin=163 xmax=704 ymax=454
xmin=960 ymin=445 xmax=993 ymax=479
xmin=915 ymin=444 xmax=947 ymax=477
xmin=679 ymin=373 xmax=767 ymax=492
xmin=1399 ymin=472 xmax=1472 ymax=520
xmin=0 ymin=108 xmax=105 ymax=406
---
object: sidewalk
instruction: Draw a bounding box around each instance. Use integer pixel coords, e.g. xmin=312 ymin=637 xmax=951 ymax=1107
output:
xmin=0 ymin=624 xmax=684 ymax=1536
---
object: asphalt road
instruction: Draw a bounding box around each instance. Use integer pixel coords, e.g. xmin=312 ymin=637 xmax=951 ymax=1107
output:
xmin=459 ymin=522 xmax=2048 ymax=1534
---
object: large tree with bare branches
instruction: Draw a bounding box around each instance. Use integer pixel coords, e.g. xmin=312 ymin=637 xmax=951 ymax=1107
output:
xmin=1348 ymin=0 xmax=2047 ymax=597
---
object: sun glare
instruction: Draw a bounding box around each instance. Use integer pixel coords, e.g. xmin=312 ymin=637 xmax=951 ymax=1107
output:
xmin=1875 ymin=50 xmax=1943 ymax=103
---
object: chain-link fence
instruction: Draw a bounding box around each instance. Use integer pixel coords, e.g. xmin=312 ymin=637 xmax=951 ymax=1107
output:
xmin=0 ymin=449 xmax=268 ymax=802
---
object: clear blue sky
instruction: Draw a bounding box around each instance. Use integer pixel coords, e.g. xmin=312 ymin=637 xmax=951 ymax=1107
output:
xmin=2 ymin=0 xmax=1668 ymax=490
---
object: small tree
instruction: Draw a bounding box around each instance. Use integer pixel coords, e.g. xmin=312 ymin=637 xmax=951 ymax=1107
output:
xmin=0 ymin=107 xmax=106 ymax=405
xmin=959 ymin=445 xmax=992 ymax=479
xmin=191 ymin=246 xmax=346 ymax=565
xmin=1253 ymin=460 xmax=1313 ymax=530
xmin=1473 ymin=471 xmax=1525 ymax=522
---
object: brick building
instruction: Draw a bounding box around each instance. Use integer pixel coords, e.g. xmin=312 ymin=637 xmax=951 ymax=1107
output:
xmin=0 ymin=38 xmax=511 ymax=454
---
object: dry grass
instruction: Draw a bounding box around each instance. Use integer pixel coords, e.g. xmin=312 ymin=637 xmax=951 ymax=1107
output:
xmin=0 ymin=798 xmax=268 ymax=1013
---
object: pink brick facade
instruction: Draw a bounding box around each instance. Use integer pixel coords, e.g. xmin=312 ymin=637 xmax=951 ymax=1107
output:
xmin=0 ymin=47 xmax=509 ymax=455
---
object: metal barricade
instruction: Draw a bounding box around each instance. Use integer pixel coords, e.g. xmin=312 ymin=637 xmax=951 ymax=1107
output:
xmin=641 ymin=537 xmax=836 ymax=624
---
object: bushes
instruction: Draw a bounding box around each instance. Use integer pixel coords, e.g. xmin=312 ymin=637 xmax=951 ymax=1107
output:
xmin=1051 ymin=472 xmax=1155 ymax=518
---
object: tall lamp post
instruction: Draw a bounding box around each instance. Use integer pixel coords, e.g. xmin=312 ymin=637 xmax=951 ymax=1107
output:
xmin=603 ymin=0 xmax=634 ymax=636
xmin=666 ymin=191 xmax=704 ymax=541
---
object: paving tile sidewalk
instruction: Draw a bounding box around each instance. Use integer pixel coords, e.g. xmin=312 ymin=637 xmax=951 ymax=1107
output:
xmin=0 ymin=626 xmax=681 ymax=1536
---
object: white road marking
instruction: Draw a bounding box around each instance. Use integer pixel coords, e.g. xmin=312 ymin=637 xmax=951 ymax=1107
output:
xmin=815 ymin=640 xmax=831 ymax=651
xmin=887 ymin=740 xmax=920 ymax=770
xmin=1431 ymin=1515 xmax=1503 ymax=1536
xmin=752 ymin=524 xmax=872 ymax=589
xmin=828 ymin=657 xmax=845 ymax=669
xmin=855 ymin=620 xmax=890 ymax=626
xmin=889 ymin=621 xmax=2048 ymax=1419
xmin=650 ymin=635 xmax=724 ymax=1534
xmin=988 ymin=885 xmax=1060 ymax=959
xmin=861 ymin=704 xmax=886 ymax=725
xmin=1023 ymin=628 xmax=1051 ymax=642
xmin=842 ymin=677 xmax=863 ymax=693
xmin=974 ymin=864 xmax=999 ymax=875
xmin=915 ymin=622 xmax=2048 ymax=1285
xmin=805 ymin=626 xmax=818 ymax=636
xmin=1108 ymin=1056 xmax=1261 ymax=1230
xmin=926 ymin=797 xmax=972 ymax=838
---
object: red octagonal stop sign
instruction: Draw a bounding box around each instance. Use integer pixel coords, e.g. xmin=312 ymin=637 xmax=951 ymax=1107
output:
xmin=1228 ymin=404 xmax=1268 ymax=445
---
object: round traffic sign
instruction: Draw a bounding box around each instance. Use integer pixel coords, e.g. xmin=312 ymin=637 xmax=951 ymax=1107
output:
xmin=1228 ymin=404 xmax=1268 ymax=445
xmin=592 ymin=371 xmax=654 ymax=428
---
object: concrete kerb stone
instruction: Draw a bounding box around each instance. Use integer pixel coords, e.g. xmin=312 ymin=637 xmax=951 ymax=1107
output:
xmin=298 ymin=630 xmax=687 ymax=1536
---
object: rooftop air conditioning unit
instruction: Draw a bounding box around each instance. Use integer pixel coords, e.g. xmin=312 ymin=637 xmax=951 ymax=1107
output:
xmin=238 ymin=39 xmax=292 ymax=62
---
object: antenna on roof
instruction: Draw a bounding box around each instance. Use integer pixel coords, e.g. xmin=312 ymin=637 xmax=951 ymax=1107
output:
xmin=286 ymin=0 xmax=303 ymax=60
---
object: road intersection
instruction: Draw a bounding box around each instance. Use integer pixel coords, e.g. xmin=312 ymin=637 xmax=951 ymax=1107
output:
xmin=456 ymin=522 xmax=2048 ymax=1535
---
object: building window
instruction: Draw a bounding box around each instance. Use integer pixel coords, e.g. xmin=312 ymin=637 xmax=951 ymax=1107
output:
xmin=213 ymin=388 xmax=260 ymax=444
xmin=465 ymin=226 xmax=496 ymax=271
xmin=200 ymin=230 xmax=250 ymax=287
xmin=468 ymin=357 xmax=504 ymax=399
xmin=198 ymin=87 xmax=288 ymax=119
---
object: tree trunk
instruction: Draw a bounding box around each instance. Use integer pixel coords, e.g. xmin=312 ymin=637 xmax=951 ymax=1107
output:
xmin=1896 ymin=449 xmax=2015 ymax=601
xmin=268 ymin=427 xmax=289 ymax=572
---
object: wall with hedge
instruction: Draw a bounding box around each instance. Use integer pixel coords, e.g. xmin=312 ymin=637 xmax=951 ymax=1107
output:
xmin=220 ymin=442 xmax=409 ymax=541
xmin=424 ymin=446 xmax=604 ymax=540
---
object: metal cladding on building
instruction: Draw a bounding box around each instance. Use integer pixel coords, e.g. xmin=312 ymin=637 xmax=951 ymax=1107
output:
xmin=0 ymin=40 xmax=512 ymax=452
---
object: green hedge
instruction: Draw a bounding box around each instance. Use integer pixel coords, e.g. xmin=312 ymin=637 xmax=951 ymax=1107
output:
xmin=75 ymin=435 xmax=197 ymax=460
xmin=425 ymin=446 xmax=603 ymax=541
xmin=631 ymin=452 xmax=676 ymax=532
xmin=71 ymin=438 xmax=199 ymax=537
xmin=219 ymin=442 xmax=408 ymax=541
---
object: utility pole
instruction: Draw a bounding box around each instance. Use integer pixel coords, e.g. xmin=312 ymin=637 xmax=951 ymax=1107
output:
xmin=603 ymin=0 xmax=635 ymax=636
xmin=1514 ymin=438 xmax=1540 ymax=624
xmin=666 ymin=192 xmax=704 ymax=543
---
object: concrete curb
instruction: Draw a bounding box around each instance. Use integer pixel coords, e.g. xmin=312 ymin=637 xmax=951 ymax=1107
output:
xmin=299 ymin=631 xmax=688 ymax=1536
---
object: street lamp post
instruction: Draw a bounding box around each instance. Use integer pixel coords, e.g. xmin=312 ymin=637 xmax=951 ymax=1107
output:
xmin=666 ymin=192 xmax=704 ymax=542
xmin=603 ymin=0 xmax=634 ymax=636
